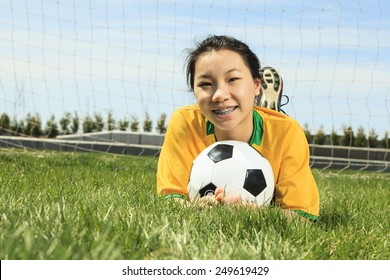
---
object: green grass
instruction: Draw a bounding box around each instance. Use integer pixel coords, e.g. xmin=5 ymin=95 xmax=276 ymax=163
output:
xmin=0 ymin=148 xmax=389 ymax=260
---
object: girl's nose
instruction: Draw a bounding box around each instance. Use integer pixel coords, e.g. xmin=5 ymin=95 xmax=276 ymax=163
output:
xmin=212 ymin=87 xmax=229 ymax=103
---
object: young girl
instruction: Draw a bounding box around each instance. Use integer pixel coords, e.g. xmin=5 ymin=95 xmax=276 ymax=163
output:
xmin=157 ymin=35 xmax=319 ymax=220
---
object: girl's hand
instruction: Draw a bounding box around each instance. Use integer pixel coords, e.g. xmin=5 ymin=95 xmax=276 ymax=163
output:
xmin=199 ymin=187 xmax=258 ymax=208
xmin=215 ymin=187 xmax=259 ymax=208
xmin=215 ymin=187 xmax=241 ymax=205
xmin=198 ymin=187 xmax=229 ymax=207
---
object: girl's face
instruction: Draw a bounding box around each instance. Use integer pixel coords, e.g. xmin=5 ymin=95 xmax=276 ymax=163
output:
xmin=193 ymin=49 xmax=261 ymax=142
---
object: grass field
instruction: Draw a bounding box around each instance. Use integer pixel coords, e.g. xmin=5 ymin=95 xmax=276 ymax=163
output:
xmin=0 ymin=148 xmax=389 ymax=260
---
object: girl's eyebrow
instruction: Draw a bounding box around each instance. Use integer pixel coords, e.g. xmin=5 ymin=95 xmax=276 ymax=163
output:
xmin=196 ymin=73 xmax=211 ymax=80
xmin=196 ymin=68 xmax=241 ymax=79
xmin=224 ymin=68 xmax=241 ymax=75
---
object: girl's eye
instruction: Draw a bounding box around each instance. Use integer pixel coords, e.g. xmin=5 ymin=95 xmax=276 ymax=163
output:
xmin=198 ymin=82 xmax=212 ymax=88
xmin=228 ymin=77 xmax=240 ymax=83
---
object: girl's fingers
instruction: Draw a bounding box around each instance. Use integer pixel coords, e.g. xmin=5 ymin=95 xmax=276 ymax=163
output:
xmin=223 ymin=194 xmax=242 ymax=205
xmin=215 ymin=187 xmax=224 ymax=201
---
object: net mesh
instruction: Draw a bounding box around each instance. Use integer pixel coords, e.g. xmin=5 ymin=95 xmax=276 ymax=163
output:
xmin=0 ymin=0 xmax=389 ymax=170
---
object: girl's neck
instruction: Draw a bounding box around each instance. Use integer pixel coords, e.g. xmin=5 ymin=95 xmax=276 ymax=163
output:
xmin=215 ymin=125 xmax=253 ymax=144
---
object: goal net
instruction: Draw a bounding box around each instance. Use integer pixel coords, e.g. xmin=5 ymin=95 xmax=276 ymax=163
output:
xmin=0 ymin=0 xmax=389 ymax=170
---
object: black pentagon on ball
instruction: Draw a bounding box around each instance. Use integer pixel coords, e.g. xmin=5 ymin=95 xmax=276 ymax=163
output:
xmin=207 ymin=144 xmax=234 ymax=163
xmin=199 ymin=183 xmax=217 ymax=197
xmin=243 ymin=169 xmax=267 ymax=197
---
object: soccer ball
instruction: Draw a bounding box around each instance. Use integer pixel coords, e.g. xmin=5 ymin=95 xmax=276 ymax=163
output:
xmin=187 ymin=140 xmax=275 ymax=206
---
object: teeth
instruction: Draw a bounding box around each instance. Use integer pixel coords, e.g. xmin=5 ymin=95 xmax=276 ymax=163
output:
xmin=214 ymin=107 xmax=236 ymax=115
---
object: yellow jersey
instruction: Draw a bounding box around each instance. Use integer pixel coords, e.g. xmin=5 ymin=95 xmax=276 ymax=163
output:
xmin=157 ymin=104 xmax=319 ymax=220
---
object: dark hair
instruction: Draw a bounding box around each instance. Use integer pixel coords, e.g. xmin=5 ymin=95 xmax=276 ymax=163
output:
xmin=185 ymin=35 xmax=261 ymax=91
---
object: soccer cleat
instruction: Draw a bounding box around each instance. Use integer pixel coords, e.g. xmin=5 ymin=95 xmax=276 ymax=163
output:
xmin=255 ymin=66 xmax=284 ymax=112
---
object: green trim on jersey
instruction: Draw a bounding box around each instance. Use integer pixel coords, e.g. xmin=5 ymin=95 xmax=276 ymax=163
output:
xmin=206 ymin=110 xmax=263 ymax=145
xmin=293 ymin=210 xmax=319 ymax=221
xmin=250 ymin=110 xmax=263 ymax=146
xmin=206 ymin=120 xmax=214 ymax=135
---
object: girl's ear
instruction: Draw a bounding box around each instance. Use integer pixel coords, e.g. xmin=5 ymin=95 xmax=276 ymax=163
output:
xmin=254 ymin=78 xmax=261 ymax=96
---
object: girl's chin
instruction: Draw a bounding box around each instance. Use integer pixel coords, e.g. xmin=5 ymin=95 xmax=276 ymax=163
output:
xmin=212 ymin=120 xmax=237 ymax=132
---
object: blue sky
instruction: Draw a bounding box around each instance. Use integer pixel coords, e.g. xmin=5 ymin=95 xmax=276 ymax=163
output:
xmin=1 ymin=0 xmax=389 ymax=137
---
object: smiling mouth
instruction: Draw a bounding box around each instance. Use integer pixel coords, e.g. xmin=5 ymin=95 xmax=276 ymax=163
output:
xmin=212 ymin=106 xmax=237 ymax=116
